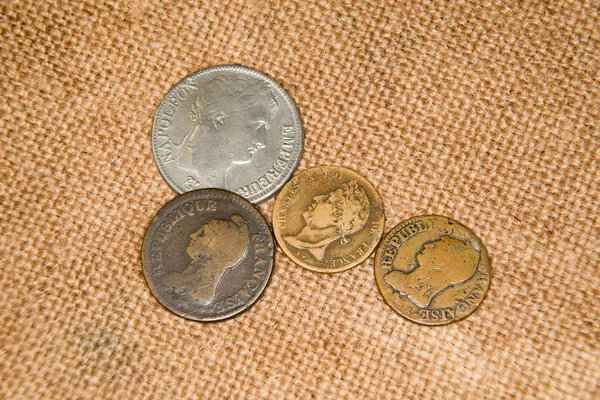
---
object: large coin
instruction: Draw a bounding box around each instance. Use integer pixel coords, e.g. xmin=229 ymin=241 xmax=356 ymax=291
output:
xmin=273 ymin=166 xmax=385 ymax=273
xmin=152 ymin=65 xmax=303 ymax=204
xmin=374 ymin=215 xmax=491 ymax=325
xmin=141 ymin=189 xmax=274 ymax=321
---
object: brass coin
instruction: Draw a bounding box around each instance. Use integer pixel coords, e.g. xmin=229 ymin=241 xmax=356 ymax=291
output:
xmin=374 ymin=215 xmax=491 ymax=325
xmin=273 ymin=166 xmax=385 ymax=273
xmin=141 ymin=189 xmax=274 ymax=321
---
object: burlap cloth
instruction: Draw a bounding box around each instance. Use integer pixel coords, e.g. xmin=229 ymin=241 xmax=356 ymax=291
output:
xmin=1 ymin=1 xmax=598 ymax=398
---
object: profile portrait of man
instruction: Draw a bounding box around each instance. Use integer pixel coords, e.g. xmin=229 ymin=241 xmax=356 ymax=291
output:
xmin=170 ymin=74 xmax=279 ymax=188
xmin=162 ymin=214 xmax=251 ymax=304
xmin=284 ymin=180 xmax=370 ymax=261
xmin=384 ymin=235 xmax=480 ymax=308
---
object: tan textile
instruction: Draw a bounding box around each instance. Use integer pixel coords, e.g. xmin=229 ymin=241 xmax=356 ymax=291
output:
xmin=1 ymin=1 xmax=598 ymax=398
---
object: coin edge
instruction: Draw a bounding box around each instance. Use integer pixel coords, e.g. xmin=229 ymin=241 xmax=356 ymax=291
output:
xmin=373 ymin=214 xmax=491 ymax=326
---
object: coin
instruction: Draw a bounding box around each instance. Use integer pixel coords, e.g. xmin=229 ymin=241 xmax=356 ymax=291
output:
xmin=152 ymin=65 xmax=303 ymax=204
xmin=141 ymin=189 xmax=274 ymax=321
xmin=273 ymin=166 xmax=385 ymax=273
xmin=374 ymin=215 xmax=491 ymax=325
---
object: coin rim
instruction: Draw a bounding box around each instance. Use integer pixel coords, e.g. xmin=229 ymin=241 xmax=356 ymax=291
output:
xmin=141 ymin=188 xmax=275 ymax=322
xmin=273 ymin=165 xmax=385 ymax=273
xmin=373 ymin=214 xmax=491 ymax=326
xmin=151 ymin=64 xmax=304 ymax=204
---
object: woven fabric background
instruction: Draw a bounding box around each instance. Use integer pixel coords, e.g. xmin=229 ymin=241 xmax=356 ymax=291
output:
xmin=1 ymin=0 xmax=598 ymax=398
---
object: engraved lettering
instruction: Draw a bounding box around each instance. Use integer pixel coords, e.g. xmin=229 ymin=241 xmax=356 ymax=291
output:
xmin=246 ymin=278 xmax=259 ymax=291
xmin=177 ymin=87 xmax=191 ymax=99
xmin=380 ymin=236 xmax=400 ymax=268
xmin=157 ymin=140 xmax=175 ymax=163
xmin=330 ymin=243 xmax=371 ymax=266
xmin=380 ymin=256 xmax=393 ymax=268
xmin=237 ymin=286 xmax=252 ymax=300
xmin=369 ymin=219 xmax=381 ymax=234
xmin=194 ymin=199 xmax=217 ymax=212
xmin=236 ymin=186 xmax=250 ymax=197
xmin=420 ymin=308 xmax=455 ymax=321
xmin=355 ymin=242 xmax=368 ymax=256
xmin=181 ymin=202 xmax=194 ymax=216
xmin=158 ymin=221 xmax=171 ymax=234
xmin=252 ymin=233 xmax=266 ymax=251
xmin=240 ymin=154 xmax=291 ymax=197
xmin=282 ymin=125 xmax=294 ymax=135
xmin=399 ymin=221 xmax=427 ymax=240
xmin=282 ymin=126 xmax=294 ymax=149
xmin=275 ymin=180 xmax=300 ymax=229
xmin=423 ymin=287 xmax=435 ymax=298
xmin=153 ymin=263 xmax=165 ymax=277
xmin=174 ymin=207 xmax=186 ymax=222
xmin=162 ymin=104 xmax=176 ymax=117
xmin=154 ymin=230 xmax=167 ymax=243
xmin=258 ymin=176 xmax=270 ymax=188
xmin=224 ymin=296 xmax=242 ymax=309
xmin=185 ymin=77 xmax=199 ymax=91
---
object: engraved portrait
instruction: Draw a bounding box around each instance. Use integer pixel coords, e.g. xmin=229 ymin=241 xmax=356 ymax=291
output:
xmin=171 ymin=74 xmax=279 ymax=188
xmin=284 ymin=181 xmax=370 ymax=261
xmin=384 ymin=235 xmax=480 ymax=308
xmin=162 ymin=215 xmax=250 ymax=304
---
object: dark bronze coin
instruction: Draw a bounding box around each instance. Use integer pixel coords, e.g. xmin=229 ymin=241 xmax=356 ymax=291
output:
xmin=374 ymin=215 xmax=491 ymax=325
xmin=141 ymin=189 xmax=274 ymax=321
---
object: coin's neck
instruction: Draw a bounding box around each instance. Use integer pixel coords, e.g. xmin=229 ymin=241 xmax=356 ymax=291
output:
xmin=192 ymin=269 xmax=221 ymax=304
xmin=295 ymin=225 xmax=339 ymax=244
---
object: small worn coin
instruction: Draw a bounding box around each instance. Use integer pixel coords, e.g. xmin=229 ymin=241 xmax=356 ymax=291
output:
xmin=273 ymin=166 xmax=385 ymax=273
xmin=152 ymin=65 xmax=303 ymax=204
xmin=374 ymin=215 xmax=491 ymax=325
xmin=141 ymin=189 xmax=274 ymax=321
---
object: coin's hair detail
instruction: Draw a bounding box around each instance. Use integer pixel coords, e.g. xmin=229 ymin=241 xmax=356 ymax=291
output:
xmin=162 ymin=214 xmax=251 ymax=305
xmin=152 ymin=66 xmax=303 ymax=204
xmin=182 ymin=74 xmax=278 ymax=131
xmin=284 ymin=180 xmax=371 ymax=261
xmin=384 ymin=235 xmax=480 ymax=308
xmin=167 ymin=73 xmax=280 ymax=189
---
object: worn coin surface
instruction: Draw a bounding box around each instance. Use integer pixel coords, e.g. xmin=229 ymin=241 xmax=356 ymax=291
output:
xmin=374 ymin=215 xmax=491 ymax=325
xmin=152 ymin=65 xmax=303 ymax=204
xmin=273 ymin=166 xmax=385 ymax=273
xmin=141 ymin=189 xmax=274 ymax=321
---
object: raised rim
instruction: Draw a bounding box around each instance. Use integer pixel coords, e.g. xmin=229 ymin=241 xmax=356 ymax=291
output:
xmin=141 ymin=188 xmax=275 ymax=321
xmin=373 ymin=214 xmax=491 ymax=326
xmin=151 ymin=65 xmax=304 ymax=205
xmin=273 ymin=165 xmax=385 ymax=273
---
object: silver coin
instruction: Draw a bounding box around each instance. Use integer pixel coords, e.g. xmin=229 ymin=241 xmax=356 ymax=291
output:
xmin=141 ymin=189 xmax=274 ymax=321
xmin=152 ymin=65 xmax=303 ymax=204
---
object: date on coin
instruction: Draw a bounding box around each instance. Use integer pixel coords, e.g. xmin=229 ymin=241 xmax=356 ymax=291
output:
xmin=273 ymin=166 xmax=385 ymax=273
xmin=374 ymin=215 xmax=491 ymax=325
xmin=141 ymin=189 xmax=274 ymax=321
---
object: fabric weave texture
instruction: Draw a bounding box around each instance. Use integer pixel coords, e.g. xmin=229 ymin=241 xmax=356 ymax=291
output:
xmin=1 ymin=1 xmax=598 ymax=399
